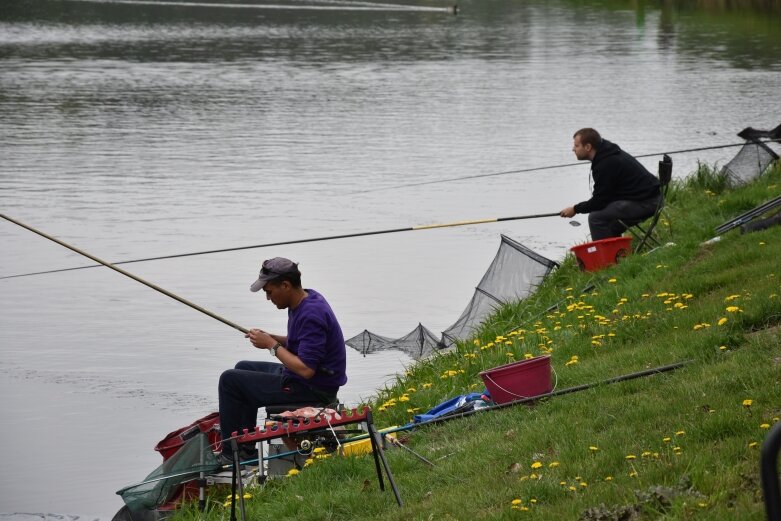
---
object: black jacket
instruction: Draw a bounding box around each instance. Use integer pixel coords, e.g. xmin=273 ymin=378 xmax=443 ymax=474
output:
xmin=573 ymin=140 xmax=660 ymax=214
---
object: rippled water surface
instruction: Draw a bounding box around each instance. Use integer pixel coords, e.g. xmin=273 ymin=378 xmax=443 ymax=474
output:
xmin=1 ymin=0 xmax=780 ymax=516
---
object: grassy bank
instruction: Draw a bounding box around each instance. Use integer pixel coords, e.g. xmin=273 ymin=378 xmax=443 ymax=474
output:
xmin=173 ymin=162 xmax=780 ymax=520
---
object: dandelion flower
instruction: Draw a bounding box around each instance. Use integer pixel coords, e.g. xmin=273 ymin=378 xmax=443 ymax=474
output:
xmin=287 ymin=469 xmax=300 ymax=477
xmin=760 ymin=423 xmax=771 ymax=429
xmin=625 ymin=454 xmax=636 ymax=460
xmin=749 ymin=442 xmax=759 ymax=448
xmin=743 ymin=399 xmax=753 ymax=408
xmin=604 ymin=476 xmax=613 ymax=481
xmin=511 ymin=499 xmax=522 ymax=506
xmin=548 ymin=461 xmax=560 ymax=468
xmin=718 ymin=317 xmax=728 ymax=326
xmin=608 ymin=278 xmax=617 ymax=283
xmin=531 ymin=461 xmax=543 ymax=469
xmin=726 ymin=306 xmax=741 ymax=313
xmin=589 ymin=446 xmax=600 ymax=452
xmin=675 ymin=430 xmax=685 ymax=436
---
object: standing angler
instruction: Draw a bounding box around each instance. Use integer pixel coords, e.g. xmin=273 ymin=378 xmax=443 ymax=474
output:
xmin=559 ymin=128 xmax=661 ymax=240
xmin=217 ymin=257 xmax=347 ymax=464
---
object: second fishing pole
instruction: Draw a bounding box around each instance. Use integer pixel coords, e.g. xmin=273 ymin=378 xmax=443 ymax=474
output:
xmin=1 ymin=211 xmax=578 ymax=280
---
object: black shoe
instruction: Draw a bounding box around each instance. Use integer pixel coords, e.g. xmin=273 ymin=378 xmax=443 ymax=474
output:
xmin=216 ymin=452 xmax=237 ymax=468
xmin=239 ymin=446 xmax=259 ymax=467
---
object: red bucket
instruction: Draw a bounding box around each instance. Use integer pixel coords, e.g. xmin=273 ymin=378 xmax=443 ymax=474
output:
xmin=570 ymin=236 xmax=632 ymax=272
xmin=479 ymin=355 xmax=552 ymax=404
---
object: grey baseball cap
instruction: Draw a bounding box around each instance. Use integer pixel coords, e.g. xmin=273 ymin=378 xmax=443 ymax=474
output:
xmin=250 ymin=257 xmax=300 ymax=292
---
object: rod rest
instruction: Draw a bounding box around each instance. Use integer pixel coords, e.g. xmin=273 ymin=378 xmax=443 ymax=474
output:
xmin=234 ymin=407 xmax=371 ymax=444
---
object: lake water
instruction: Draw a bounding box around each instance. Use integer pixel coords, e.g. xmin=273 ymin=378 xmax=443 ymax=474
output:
xmin=1 ymin=0 xmax=779 ymax=517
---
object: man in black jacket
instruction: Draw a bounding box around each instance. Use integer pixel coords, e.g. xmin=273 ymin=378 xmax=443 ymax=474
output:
xmin=560 ymin=128 xmax=661 ymax=240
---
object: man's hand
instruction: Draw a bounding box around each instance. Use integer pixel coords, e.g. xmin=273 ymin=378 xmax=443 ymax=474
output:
xmin=246 ymin=328 xmax=276 ymax=350
xmin=560 ymin=206 xmax=576 ymax=218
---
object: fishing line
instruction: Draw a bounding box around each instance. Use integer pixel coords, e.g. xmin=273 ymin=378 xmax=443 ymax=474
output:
xmin=70 ymin=0 xmax=456 ymax=13
xmin=1 ymin=211 xmax=569 ymax=280
xmin=0 ymin=213 xmax=250 ymax=334
xmin=350 ymin=139 xmax=781 ymax=195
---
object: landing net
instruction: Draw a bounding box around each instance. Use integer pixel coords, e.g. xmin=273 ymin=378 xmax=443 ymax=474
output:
xmin=346 ymin=235 xmax=557 ymax=358
xmin=116 ymin=432 xmax=219 ymax=511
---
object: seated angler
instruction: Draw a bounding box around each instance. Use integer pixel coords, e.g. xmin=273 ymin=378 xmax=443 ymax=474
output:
xmin=217 ymin=257 xmax=347 ymax=464
xmin=559 ymin=128 xmax=661 ymax=241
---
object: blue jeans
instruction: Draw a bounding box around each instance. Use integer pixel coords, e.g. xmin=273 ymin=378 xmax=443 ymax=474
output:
xmin=588 ymin=195 xmax=662 ymax=241
xmin=217 ymin=360 xmax=327 ymax=453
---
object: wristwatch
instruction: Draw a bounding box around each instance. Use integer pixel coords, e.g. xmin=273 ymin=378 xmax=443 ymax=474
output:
xmin=270 ymin=342 xmax=281 ymax=357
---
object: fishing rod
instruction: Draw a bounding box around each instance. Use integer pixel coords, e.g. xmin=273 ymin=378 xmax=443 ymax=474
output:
xmin=351 ymin=139 xmax=781 ymax=195
xmin=340 ymin=359 xmax=692 ymax=443
xmin=1 ymin=211 xmax=570 ymax=280
xmin=0 ymin=213 xmax=249 ymax=335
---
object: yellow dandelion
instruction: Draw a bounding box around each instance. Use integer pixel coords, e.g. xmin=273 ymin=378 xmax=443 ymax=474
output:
xmin=743 ymin=399 xmax=753 ymax=408
xmin=608 ymin=278 xmax=617 ymax=283
xmin=604 ymin=476 xmax=613 ymax=481
xmin=718 ymin=317 xmax=728 ymax=326
xmin=629 ymin=470 xmax=638 ymax=477
xmin=675 ymin=430 xmax=685 ymax=436
xmin=511 ymin=499 xmax=522 ymax=506
xmin=287 ymin=468 xmax=300 ymax=477
xmin=589 ymin=446 xmax=600 ymax=452
xmin=719 ymin=345 xmax=728 ymax=351
xmin=726 ymin=306 xmax=741 ymax=313
xmin=625 ymin=454 xmax=636 ymax=460
xmin=531 ymin=461 xmax=543 ymax=469
xmin=548 ymin=461 xmax=560 ymax=468
xmin=749 ymin=442 xmax=759 ymax=448
xmin=760 ymin=423 xmax=771 ymax=429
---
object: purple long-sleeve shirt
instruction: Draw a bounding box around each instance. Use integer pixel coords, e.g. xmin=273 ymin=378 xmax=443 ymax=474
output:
xmin=284 ymin=289 xmax=347 ymax=392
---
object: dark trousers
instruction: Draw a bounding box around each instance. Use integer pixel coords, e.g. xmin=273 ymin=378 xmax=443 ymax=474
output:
xmin=217 ymin=360 xmax=324 ymax=453
xmin=588 ymin=195 xmax=662 ymax=241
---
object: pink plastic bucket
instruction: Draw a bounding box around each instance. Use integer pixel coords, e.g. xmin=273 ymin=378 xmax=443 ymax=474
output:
xmin=479 ymin=355 xmax=553 ymax=404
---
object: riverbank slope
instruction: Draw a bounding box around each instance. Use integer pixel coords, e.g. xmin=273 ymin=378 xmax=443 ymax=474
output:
xmin=173 ymin=162 xmax=780 ymax=520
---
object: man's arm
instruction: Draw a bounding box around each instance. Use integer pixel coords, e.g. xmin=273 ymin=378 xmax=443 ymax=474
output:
xmin=245 ymin=328 xmax=315 ymax=379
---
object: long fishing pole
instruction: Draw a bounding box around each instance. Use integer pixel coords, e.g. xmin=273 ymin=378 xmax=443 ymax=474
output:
xmin=1 ymin=211 xmax=565 ymax=280
xmin=351 ymin=139 xmax=781 ymax=195
xmin=0 ymin=213 xmax=249 ymax=334
xmin=340 ymin=359 xmax=692 ymax=444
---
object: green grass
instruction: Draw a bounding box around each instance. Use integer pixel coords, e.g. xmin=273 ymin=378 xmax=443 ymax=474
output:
xmin=171 ymin=163 xmax=781 ymax=520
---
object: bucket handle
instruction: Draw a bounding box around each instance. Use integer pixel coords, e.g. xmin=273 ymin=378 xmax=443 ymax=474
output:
xmin=484 ymin=366 xmax=558 ymax=401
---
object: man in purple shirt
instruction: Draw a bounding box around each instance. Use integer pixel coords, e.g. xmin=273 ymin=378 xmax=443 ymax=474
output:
xmin=217 ymin=257 xmax=347 ymax=463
